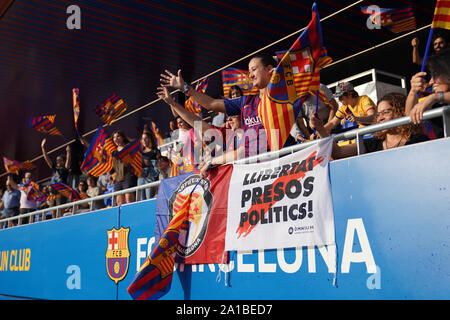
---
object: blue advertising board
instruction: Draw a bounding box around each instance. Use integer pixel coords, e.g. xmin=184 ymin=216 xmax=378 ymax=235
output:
xmin=0 ymin=138 xmax=449 ymax=299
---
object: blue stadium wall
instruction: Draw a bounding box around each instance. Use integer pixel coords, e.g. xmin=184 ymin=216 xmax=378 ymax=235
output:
xmin=0 ymin=138 xmax=449 ymax=300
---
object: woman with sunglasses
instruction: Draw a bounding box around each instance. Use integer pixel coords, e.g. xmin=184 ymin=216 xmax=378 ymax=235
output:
xmin=310 ymin=92 xmax=429 ymax=159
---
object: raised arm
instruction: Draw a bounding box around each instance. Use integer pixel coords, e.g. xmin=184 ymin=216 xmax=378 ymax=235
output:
xmin=160 ymin=69 xmax=226 ymax=113
xmin=411 ymin=37 xmax=423 ymax=65
xmin=157 ymin=86 xmax=211 ymax=134
xmin=41 ymin=138 xmax=53 ymax=169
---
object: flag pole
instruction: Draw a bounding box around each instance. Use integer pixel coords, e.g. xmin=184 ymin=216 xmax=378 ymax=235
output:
xmin=420 ymin=27 xmax=434 ymax=72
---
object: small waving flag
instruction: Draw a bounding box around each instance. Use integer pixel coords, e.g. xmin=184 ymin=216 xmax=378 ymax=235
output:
xmin=127 ymin=182 xmax=198 ymax=300
xmin=361 ymin=6 xmax=416 ymax=34
xmin=50 ymin=182 xmax=87 ymax=201
xmin=114 ymin=139 xmax=142 ymax=178
xmin=432 ymin=0 xmax=450 ymax=30
xmin=29 ymin=115 xmax=63 ymax=136
xmin=81 ymin=126 xmax=116 ymax=177
xmin=3 ymin=157 xmax=36 ymax=175
xmin=72 ymin=88 xmax=81 ymax=136
xmin=222 ymin=68 xmax=260 ymax=97
xmin=94 ymin=93 xmax=128 ymax=126
xmin=150 ymin=121 xmax=164 ymax=146
xmin=184 ymin=77 xmax=209 ymax=114
xmin=258 ymin=2 xmax=331 ymax=150
xmin=26 ymin=181 xmax=48 ymax=203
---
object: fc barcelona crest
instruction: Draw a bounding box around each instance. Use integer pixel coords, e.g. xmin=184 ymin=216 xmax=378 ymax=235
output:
xmin=106 ymin=227 xmax=130 ymax=284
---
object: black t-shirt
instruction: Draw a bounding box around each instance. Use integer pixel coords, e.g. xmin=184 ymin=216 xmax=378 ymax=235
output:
xmin=51 ymin=164 xmax=69 ymax=184
xmin=142 ymin=149 xmax=159 ymax=168
xmin=363 ymin=134 xmax=429 ymax=154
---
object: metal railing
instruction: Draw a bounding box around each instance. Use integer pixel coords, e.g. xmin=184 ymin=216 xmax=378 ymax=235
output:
xmin=1 ymin=105 xmax=448 ymax=229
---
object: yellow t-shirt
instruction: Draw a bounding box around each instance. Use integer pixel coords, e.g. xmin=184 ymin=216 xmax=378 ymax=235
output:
xmin=335 ymin=95 xmax=376 ymax=127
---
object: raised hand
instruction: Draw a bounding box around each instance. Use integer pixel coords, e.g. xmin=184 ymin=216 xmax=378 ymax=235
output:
xmin=160 ymin=69 xmax=185 ymax=90
xmin=157 ymin=86 xmax=176 ymax=105
xmin=410 ymin=72 xmax=428 ymax=95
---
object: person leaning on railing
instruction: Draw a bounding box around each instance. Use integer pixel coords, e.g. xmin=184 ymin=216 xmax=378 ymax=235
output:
xmin=406 ymin=48 xmax=450 ymax=138
xmin=310 ymin=92 xmax=429 ymax=159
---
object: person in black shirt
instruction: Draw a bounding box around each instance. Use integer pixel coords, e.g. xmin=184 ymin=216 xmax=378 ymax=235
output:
xmin=137 ymin=131 xmax=161 ymax=200
xmin=310 ymin=92 xmax=429 ymax=159
xmin=41 ymin=138 xmax=70 ymax=216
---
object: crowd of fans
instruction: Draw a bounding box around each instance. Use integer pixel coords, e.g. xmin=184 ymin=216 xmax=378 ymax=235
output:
xmin=1 ymin=31 xmax=449 ymax=229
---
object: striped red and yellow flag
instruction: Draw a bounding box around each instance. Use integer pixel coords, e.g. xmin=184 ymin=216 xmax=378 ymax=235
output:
xmin=3 ymin=157 xmax=36 ymax=175
xmin=81 ymin=126 xmax=116 ymax=177
xmin=114 ymin=139 xmax=142 ymax=178
xmin=432 ymin=0 xmax=450 ymax=29
xmin=127 ymin=190 xmax=193 ymax=300
xmin=29 ymin=115 xmax=63 ymax=136
xmin=185 ymin=77 xmax=209 ymax=114
xmin=258 ymin=3 xmax=331 ymax=150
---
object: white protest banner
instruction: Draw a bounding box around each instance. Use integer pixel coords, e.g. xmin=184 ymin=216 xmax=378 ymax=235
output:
xmin=225 ymin=137 xmax=335 ymax=251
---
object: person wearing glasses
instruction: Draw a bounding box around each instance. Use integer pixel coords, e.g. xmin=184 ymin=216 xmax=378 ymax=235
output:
xmin=406 ymin=48 xmax=450 ymax=139
xmin=309 ymin=92 xmax=429 ymax=159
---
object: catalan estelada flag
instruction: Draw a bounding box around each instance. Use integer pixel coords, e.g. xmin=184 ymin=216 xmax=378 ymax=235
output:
xmin=361 ymin=6 xmax=416 ymax=34
xmin=50 ymin=182 xmax=87 ymax=201
xmin=72 ymin=88 xmax=81 ymax=135
xmin=113 ymin=138 xmax=142 ymax=178
xmin=258 ymin=2 xmax=331 ymax=150
xmin=222 ymin=68 xmax=260 ymax=97
xmin=3 ymin=157 xmax=36 ymax=175
xmin=432 ymin=0 xmax=450 ymax=30
xmin=185 ymin=77 xmax=209 ymax=114
xmin=29 ymin=115 xmax=63 ymax=136
xmin=81 ymin=126 xmax=116 ymax=177
xmin=127 ymin=182 xmax=197 ymax=300
xmin=94 ymin=93 xmax=127 ymax=126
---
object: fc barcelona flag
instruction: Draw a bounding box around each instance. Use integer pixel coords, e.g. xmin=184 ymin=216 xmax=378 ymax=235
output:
xmin=258 ymin=2 xmax=331 ymax=150
xmin=72 ymin=88 xmax=81 ymax=134
xmin=50 ymin=182 xmax=87 ymax=201
xmin=150 ymin=121 xmax=164 ymax=146
xmin=113 ymin=139 xmax=142 ymax=178
xmin=432 ymin=0 xmax=450 ymax=30
xmin=94 ymin=93 xmax=127 ymax=126
xmin=81 ymin=126 xmax=116 ymax=177
xmin=185 ymin=77 xmax=209 ymax=114
xmin=3 ymin=157 xmax=36 ymax=175
xmin=29 ymin=115 xmax=63 ymax=136
xmin=222 ymin=68 xmax=260 ymax=97
xmin=361 ymin=6 xmax=416 ymax=34
xmin=127 ymin=177 xmax=196 ymax=300
xmin=25 ymin=181 xmax=47 ymax=203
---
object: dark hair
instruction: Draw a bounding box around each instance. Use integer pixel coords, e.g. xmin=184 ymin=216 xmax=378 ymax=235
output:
xmin=426 ymin=48 xmax=450 ymax=83
xmin=111 ymin=130 xmax=130 ymax=145
xmin=342 ymin=89 xmax=359 ymax=99
xmin=175 ymin=116 xmax=192 ymax=129
xmin=157 ymin=155 xmax=170 ymax=163
xmin=250 ymin=52 xmax=277 ymax=68
xmin=141 ymin=131 xmax=157 ymax=150
xmin=432 ymin=30 xmax=448 ymax=45
xmin=228 ymin=85 xmax=243 ymax=98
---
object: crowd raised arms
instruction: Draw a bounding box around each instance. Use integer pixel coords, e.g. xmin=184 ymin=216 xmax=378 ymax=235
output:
xmin=1 ymin=32 xmax=449 ymax=229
